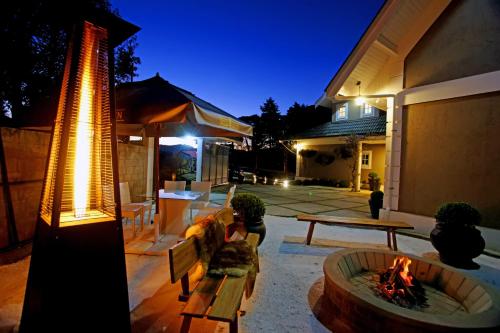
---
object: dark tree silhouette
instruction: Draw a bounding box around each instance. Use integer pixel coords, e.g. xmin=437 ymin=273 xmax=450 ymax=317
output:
xmin=259 ymin=97 xmax=283 ymax=149
xmin=0 ymin=0 xmax=140 ymax=120
xmin=115 ymin=36 xmax=141 ymax=83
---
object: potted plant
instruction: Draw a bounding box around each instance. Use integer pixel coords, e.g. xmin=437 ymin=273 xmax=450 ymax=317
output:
xmin=231 ymin=194 xmax=266 ymax=245
xmin=368 ymin=190 xmax=383 ymax=219
xmin=368 ymin=172 xmax=381 ymax=191
xmin=430 ymin=202 xmax=485 ymax=269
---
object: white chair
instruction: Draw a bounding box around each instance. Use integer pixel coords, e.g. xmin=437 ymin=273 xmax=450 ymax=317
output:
xmin=164 ymin=180 xmax=186 ymax=192
xmin=195 ymin=185 xmax=236 ymax=219
xmin=119 ymin=182 xmax=152 ymax=234
xmin=189 ymin=181 xmax=212 ymax=219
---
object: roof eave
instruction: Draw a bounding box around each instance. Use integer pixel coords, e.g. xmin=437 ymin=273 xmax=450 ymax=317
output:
xmin=324 ymin=0 xmax=399 ymax=97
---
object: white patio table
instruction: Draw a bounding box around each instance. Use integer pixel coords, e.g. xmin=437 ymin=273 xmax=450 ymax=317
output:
xmin=158 ymin=190 xmax=203 ymax=235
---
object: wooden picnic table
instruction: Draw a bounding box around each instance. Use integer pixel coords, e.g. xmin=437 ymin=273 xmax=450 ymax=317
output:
xmin=296 ymin=214 xmax=414 ymax=251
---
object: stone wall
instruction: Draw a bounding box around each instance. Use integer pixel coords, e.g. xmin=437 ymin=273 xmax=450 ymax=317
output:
xmin=0 ymin=128 xmax=50 ymax=248
xmin=117 ymin=141 xmax=148 ymax=202
xmin=0 ymin=127 xmax=148 ymax=249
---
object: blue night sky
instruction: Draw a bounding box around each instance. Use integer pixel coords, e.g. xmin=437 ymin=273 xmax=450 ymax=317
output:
xmin=113 ymin=0 xmax=384 ymax=118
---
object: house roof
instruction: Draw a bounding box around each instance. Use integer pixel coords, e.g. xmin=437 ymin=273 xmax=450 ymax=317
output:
xmin=325 ymin=0 xmax=450 ymax=98
xmin=295 ymin=115 xmax=386 ymax=139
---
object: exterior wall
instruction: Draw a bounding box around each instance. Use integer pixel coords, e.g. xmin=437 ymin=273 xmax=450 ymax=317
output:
xmin=399 ymin=92 xmax=500 ymax=229
xmin=298 ymin=144 xmax=351 ymax=182
xmin=405 ymin=0 xmax=500 ymax=89
xmin=117 ymin=141 xmax=148 ymax=202
xmin=0 ymin=128 xmax=50 ymax=248
xmin=0 ymin=127 xmax=148 ymax=249
xmin=332 ymin=100 xmax=381 ymax=122
xmin=360 ymin=143 xmax=385 ymax=184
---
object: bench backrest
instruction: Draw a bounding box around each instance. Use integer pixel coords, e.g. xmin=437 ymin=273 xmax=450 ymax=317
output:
xmin=169 ymin=237 xmax=199 ymax=283
xmin=169 ymin=207 xmax=235 ymax=283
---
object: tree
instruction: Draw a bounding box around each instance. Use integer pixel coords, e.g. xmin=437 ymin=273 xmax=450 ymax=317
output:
xmin=259 ymin=97 xmax=282 ymax=149
xmin=239 ymin=114 xmax=262 ymax=151
xmin=0 ymin=1 xmax=140 ymax=120
xmin=115 ymin=36 xmax=141 ymax=84
xmin=341 ymin=133 xmax=364 ymax=192
xmin=285 ymin=102 xmax=331 ymax=136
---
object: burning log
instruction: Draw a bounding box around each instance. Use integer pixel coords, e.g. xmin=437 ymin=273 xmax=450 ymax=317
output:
xmin=374 ymin=256 xmax=428 ymax=309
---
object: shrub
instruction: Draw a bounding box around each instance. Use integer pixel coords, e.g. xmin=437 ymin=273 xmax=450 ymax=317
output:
xmin=299 ymin=149 xmax=317 ymax=158
xmin=338 ymin=179 xmax=349 ymax=188
xmin=231 ymin=194 xmax=266 ymax=224
xmin=370 ymin=190 xmax=384 ymax=201
xmin=435 ymin=202 xmax=481 ymax=226
xmin=293 ymin=179 xmax=303 ymax=186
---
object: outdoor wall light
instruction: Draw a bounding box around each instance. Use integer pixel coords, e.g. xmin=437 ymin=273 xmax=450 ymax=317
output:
xmin=283 ymin=180 xmax=289 ymax=188
xmin=20 ymin=12 xmax=139 ymax=333
xmin=355 ymin=81 xmax=366 ymax=106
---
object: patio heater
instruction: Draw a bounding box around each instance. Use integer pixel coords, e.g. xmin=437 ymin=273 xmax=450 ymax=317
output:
xmin=20 ymin=13 xmax=138 ymax=332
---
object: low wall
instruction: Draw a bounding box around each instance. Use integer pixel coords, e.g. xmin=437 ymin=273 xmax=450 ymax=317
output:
xmin=0 ymin=127 xmax=147 ymax=250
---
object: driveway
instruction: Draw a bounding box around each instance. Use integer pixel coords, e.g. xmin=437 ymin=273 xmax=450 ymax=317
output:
xmin=211 ymin=184 xmax=372 ymax=218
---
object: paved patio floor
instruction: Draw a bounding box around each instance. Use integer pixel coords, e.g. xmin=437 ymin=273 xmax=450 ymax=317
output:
xmin=211 ymin=184 xmax=372 ymax=218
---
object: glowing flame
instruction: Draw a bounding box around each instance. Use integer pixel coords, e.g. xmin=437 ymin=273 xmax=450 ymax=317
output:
xmin=392 ymin=256 xmax=413 ymax=286
xmin=73 ymin=31 xmax=95 ymax=218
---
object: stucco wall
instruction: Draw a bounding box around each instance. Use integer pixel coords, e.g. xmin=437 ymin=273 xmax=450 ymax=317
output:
xmin=360 ymin=143 xmax=385 ymax=184
xmin=298 ymin=144 xmax=351 ymax=181
xmin=399 ymin=92 xmax=500 ymax=229
xmin=0 ymin=127 xmax=147 ymax=249
xmin=405 ymin=0 xmax=500 ymax=88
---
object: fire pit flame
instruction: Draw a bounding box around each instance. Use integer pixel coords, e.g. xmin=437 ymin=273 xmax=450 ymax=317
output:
xmin=374 ymin=255 xmax=428 ymax=309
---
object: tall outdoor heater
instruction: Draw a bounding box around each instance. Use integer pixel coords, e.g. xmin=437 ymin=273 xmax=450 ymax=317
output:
xmin=20 ymin=12 xmax=139 ymax=332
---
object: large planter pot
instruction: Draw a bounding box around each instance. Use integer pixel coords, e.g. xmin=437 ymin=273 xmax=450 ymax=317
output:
xmin=368 ymin=198 xmax=382 ymax=219
xmin=245 ymin=219 xmax=266 ymax=246
xmin=430 ymin=222 xmax=485 ymax=269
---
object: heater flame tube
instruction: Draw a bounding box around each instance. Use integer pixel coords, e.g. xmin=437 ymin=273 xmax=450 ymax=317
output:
xmin=73 ymin=31 xmax=95 ymax=218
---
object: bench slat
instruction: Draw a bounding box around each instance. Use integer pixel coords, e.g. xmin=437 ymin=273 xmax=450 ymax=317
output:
xmin=181 ymin=276 xmax=223 ymax=317
xmin=297 ymin=214 xmax=413 ymax=229
xmin=169 ymin=237 xmax=199 ymax=283
xmin=207 ymin=274 xmax=248 ymax=322
xmin=245 ymin=233 xmax=259 ymax=250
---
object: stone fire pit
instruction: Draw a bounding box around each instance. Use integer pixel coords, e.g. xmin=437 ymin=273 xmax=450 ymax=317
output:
xmin=324 ymin=249 xmax=500 ymax=332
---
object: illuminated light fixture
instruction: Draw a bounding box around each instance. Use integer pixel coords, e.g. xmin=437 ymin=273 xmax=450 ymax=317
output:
xmin=20 ymin=13 xmax=139 ymax=332
xmin=283 ymin=180 xmax=289 ymax=188
xmin=355 ymin=81 xmax=365 ymax=106
xmin=160 ymin=136 xmax=197 ymax=148
xmin=129 ymin=135 xmax=143 ymax=141
xmin=294 ymin=143 xmax=303 ymax=151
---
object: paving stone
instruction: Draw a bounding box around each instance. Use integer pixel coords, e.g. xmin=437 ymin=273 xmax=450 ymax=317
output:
xmin=280 ymin=202 xmax=333 ymax=214
xmin=260 ymin=197 xmax=301 ymax=205
xmin=338 ymin=196 xmax=370 ymax=204
xmin=351 ymin=205 xmax=371 ymax=213
xmin=314 ymin=199 xmax=365 ymax=209
xmin=264 ymin=205 xmax=301 ymax=217
xmin=313 ymin=193 xmax=350 ymax=200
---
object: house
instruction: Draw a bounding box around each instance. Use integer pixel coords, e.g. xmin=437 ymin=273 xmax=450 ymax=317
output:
xmin=317 ymin=0 xmax=500 ymax=251
xmin=294 ymin=99 xmax=386 ymax=189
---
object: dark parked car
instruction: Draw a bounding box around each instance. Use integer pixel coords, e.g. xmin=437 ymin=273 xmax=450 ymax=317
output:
xmin=229 ymin=167 xmax=268 ymax=184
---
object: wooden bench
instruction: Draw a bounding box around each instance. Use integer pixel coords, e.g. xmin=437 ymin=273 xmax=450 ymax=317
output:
xmin=168 ymin=210 xmax=259 ymax=333
xmin=296 ymin=214 xmax=414 ymax=251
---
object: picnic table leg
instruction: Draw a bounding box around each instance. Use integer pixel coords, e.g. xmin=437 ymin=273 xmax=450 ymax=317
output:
xmin=306 ymin=222 xmax=316 ymax=245
xmin=230 ymin=313 xmax=238 ymax=333
xmin=180 ymin=316 xmax=192 ymax=333
xmin=386 ymin=229 xmax=392 ymax=250
xmin=391 ymin=229 xmax=398 ymax=251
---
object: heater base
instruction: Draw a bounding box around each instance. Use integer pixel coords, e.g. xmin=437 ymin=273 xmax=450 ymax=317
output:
xmin=20 ymin=219 xmax=130 ymax=332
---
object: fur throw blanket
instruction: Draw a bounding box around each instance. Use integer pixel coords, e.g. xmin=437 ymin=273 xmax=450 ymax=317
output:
xmin=185 ymin=214 xmax=258 ymax=297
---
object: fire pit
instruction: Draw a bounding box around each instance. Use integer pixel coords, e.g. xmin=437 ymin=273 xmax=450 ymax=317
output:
xmin=323 ymin=249 xmax=500 ymax=332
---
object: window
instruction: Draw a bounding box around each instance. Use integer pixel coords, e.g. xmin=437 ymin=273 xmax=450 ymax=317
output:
xmin=335 ymin=103 xmax=348 ymax=120
xmin=361 ymin=103 xmax=374 ymax=117
xmin=361 ymin=151 xmax=372 ymax=169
